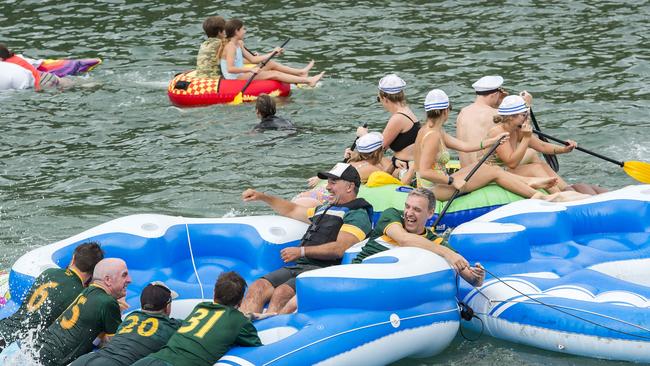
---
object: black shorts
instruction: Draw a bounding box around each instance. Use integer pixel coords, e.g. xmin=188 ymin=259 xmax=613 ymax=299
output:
xmin=262 ymin=264 xmax=321 ymax=290
xmin=391 ymin=156 xmax=411 ymax=170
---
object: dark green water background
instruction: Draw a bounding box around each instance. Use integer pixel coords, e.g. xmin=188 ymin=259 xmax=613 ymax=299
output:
xmin=1 ymin=1 xmax=648 ymax=364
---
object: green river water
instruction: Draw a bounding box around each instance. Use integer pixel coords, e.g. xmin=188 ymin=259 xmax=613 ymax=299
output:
xmin=1 ymin=1 xmax=648 ymax=365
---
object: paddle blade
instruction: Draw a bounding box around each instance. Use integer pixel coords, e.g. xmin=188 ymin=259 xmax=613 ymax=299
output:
xmin=230 ymin=92 xmax=243 ymax=105
xmin=623 ymin=161 xmax=650 ymax=183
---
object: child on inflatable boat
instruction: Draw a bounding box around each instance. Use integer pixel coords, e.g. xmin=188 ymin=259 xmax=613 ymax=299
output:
xmin=219 ymin=19 xmax=324 ymax=87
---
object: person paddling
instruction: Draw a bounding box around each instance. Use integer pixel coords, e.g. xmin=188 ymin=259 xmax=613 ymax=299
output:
xmin=219 ymin=19 xmax=323 ymax=86
xmin=414 ymin=89 xmax=561 ymax=201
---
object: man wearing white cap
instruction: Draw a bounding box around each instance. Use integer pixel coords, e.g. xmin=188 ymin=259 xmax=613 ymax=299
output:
xmin=456 ymin=75 xmax=534 ymax=167
xmin=70 ymin=281 xmax=181 ymax=365
xmin=240 ymin=163 xmax=373 ymax=314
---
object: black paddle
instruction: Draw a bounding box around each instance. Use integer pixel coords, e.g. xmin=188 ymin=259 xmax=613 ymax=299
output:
xmin=343 ymin=123 xmax=369 ymax=163
xmin=533 ymin=129 xmax=650 ymax=183
xmin=530 ymin=108 xmax=560 ymax=172
xmin=431 ymin=135 xmax=507 ymax=230
xmin=231 ymin=38 xmax=290 ymax=105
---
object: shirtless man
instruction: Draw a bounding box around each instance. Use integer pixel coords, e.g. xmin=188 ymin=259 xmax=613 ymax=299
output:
xmin=456 ymin=75 xmax=606 ymax=195
xmin=456 ymin=75 xmax=511 ymax=168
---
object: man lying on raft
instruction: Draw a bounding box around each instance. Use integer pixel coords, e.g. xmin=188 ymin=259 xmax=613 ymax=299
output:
xmin=0 ymin=43 xmax=73 ymax=90
xmin=240 ymin=163 xmax=373 ymax=316
xmin=0 ymin=242 xmax=104 ymax=351
xmin=353 ymin=188 xmax=485 ymax=286
xmin=134 ymin=272 xmax=262 ymax=366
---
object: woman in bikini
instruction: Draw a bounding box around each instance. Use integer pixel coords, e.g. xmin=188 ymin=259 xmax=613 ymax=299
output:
xmin=357 ymin=74 xmax=419 ymax=184
xmin=219 ymin=19 xmax=324 ymax=86
xmin=415 ymin=89 xmax=560 ymax=202
xmin=486 ymin=95 xmax=579 ymax=194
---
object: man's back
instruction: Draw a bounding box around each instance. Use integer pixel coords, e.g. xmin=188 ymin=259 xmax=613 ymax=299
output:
xmin=0 ymin=267 xmax=84 ymax=346
xmin=456 ymin=102 xmax=498 ymax=167
xmin=36 ymin=284 xmax=121 ymax=366
xmin=146 ymin=302 xmax=261 ymax=366
xmin=70 ymin=310 xmax=181 ymax=366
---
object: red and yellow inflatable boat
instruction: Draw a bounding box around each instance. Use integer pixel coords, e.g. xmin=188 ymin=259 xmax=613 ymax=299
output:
xmin=167 ymin=71 xmax=291 ymax=107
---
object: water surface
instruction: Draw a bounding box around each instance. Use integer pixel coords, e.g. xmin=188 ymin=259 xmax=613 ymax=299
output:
xmin=1 ymin=1 xmax=648 ymax=364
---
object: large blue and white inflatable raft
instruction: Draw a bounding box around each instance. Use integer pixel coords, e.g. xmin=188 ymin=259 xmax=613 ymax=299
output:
xmin=452 ymin=185 xmax=650 ymax=363
xmin=0 ymin=215 xmax=459 ymax=365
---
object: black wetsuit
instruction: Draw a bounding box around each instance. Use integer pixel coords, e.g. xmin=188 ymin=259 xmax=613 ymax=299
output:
xmin=253 ymin=115 xmax=295 ymax=131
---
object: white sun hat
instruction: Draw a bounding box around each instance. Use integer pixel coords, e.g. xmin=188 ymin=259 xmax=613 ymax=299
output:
xmin=356 ymin=132 xmax=384 ymax=153
xmin=472 ymin=75 xmax=504 ymax=92
xmin=497 ymin=95 xmax=528 ymax=115
xmin=424 ymin=89 xmax=450 ymax=111
xmin=378 ymin=74 xmax=406 ymax=94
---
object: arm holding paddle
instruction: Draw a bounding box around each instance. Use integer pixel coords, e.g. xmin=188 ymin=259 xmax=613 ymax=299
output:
xmin=431 ymin=135 xmax=509 ymax=229
xmin=528 ymin=132 xmax=577 ymax=155
xmin=241 ymin=43 xmax=285 ymax=66
xmin=443 ymin=131 xmax=509 ymax=153
xmin=343 ymin=123 xmax=368 ymax=163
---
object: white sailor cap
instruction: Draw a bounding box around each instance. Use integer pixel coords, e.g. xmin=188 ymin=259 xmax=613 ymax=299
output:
xmin=497 ymin=95 xmax=528 ymax=115
xmin=472 ymin=75 xmax=504 ymax=92
xmin=424 ymin=89 xmax=450 ymax=111
xmin=356 ymin=132 xmax=383 ymax=153
xmin=378 ymin=74 xmax=406 ymax=94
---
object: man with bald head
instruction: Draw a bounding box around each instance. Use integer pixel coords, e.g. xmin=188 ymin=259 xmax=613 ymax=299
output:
xmin=33 ymin=258 xmax=132 ymax=366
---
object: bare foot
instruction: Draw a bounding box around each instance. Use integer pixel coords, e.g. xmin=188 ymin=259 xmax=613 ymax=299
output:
xmin=531 ymin=192 xmax=546 ymax=200
xmin=546 ymin=191 xmax=591 ymax=202
xmin=300 ymin=60 xmax=315 ymax=76
xmin=308 ymin=71 xmax=324 ymax=87
xmin=528 ymin=176 xmax=558 ymax=190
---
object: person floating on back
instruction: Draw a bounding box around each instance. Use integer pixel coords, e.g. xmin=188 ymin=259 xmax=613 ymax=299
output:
xmin=253 ymin=93 xmax=295 ymax=131
xmin=0 ymin=242 xmax=104 ymax=351
xmin=70 ymin=281 xmax=181 ymax=366
xmin=219 ymin=19 xmax=324 ymax=86
xmin=195 ymin=16 xmax=226 ymax=78
xmin=132 ymin=271 xmax=262 ymax=366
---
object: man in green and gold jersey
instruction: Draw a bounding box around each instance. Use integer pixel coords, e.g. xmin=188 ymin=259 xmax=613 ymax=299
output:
xmin=0 ymin=241 xmax=104 ymax=349
xmin=33 ymin=258 xmax=131 ymax=366
xmin=240 ymin=163 xmax=373 ymax=315
xmin=133 ymin=271 xmax=262 ymax=366
xmin=353 ymin=188 xmax=485 ymax=286
xmin=70 ymin=281 xmax=181 ymax=366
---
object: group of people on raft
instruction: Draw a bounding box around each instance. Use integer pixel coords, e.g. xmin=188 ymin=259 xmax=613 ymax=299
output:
xmin=293 ymin=73 xmax=604 ymax=208
xmin=195 ymin=15 xmax=324 ymax=87
xmin=0 ymin=163 xmax=485 ymax=366
xmin=0 ymin=14 xmax=608 ymax=366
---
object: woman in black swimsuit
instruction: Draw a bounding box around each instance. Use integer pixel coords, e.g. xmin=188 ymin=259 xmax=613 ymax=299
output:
xmin=357 ymin=74 xmax=420 ymax=184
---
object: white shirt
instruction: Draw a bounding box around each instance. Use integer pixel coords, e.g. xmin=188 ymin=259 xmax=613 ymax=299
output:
xmin=0 ymin=61 xmax=35 ymax=90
